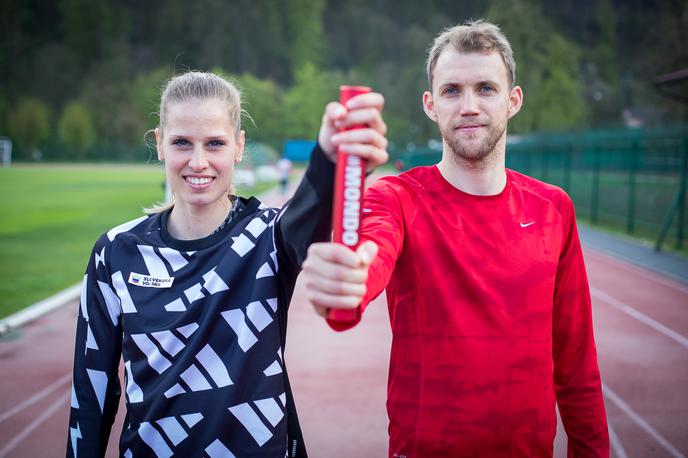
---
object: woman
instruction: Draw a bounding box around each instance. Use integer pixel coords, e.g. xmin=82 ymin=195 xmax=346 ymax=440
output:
xmin=67 ymin=71 xmax=387 ymax=457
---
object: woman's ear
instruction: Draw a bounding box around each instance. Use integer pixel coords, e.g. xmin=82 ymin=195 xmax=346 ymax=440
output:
xmin=235 ymin=130 xmax=245 ymax=163
xmin=155 ymin=128 xmax=164 ymax=161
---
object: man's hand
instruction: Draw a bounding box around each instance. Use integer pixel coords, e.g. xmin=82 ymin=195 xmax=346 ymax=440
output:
xmin=301 ymin=241 xmax=378 ymax=318
xmin=318 ymin=92 xmax=388 ymax=172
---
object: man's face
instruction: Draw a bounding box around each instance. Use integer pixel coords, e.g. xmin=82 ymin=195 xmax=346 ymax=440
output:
xmin=423 ymin=49 xmax=522 ymax=164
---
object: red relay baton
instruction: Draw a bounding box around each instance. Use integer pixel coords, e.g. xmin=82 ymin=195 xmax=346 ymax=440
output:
xmin=327 ymin=85 xmax=371 ymax=326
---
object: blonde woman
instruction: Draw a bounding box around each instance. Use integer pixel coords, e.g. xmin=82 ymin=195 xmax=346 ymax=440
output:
xmin=67 ymin=71 xmax=387 ymax=457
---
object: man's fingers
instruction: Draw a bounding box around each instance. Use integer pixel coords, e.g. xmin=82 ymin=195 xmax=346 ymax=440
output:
xmin=305 ymin=243 xmax=363 ymax=268
xmin=303 ymin=241 xmax=375 ymax=319
xmin=357 ymin=241 xmax=379 ymax=265
xmin=301 ymin=244 xmax=368 ymax=284
xmin=313 ymin=304 xmax=329 ymax=318
xmin=302 ymin=257 xmax=368 ymax=283
xmin=306 ymin=289 xmax=362 ymax=310
xmin=303 ymin=276 xmax=367 ymax=297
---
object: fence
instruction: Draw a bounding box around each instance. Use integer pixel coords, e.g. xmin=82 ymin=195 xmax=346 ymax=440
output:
xmin=400 ymin=126 xmax=688 ymax=252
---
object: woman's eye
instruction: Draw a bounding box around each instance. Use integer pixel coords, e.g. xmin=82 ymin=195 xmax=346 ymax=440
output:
xmin=173 ymin=139 xmax=189 ymax=147
xmin=208 ymin=140 xmax=225 ymax=148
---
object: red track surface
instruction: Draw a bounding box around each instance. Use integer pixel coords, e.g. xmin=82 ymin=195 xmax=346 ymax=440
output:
xmin=1 ymin=244 xmax=686 ymax=457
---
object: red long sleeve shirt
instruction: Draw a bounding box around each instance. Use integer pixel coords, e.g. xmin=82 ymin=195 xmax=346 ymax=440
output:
xmin=335 ymin=166 xmax=609 ymax=457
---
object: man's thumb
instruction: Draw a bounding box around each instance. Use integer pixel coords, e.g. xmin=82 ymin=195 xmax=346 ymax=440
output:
xmin=357 ymin=241 xmax=378 ymax=265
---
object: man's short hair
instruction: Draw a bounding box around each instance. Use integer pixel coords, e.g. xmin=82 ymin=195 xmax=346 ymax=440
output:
xmin=426 ymin=19 xmax=516 ymax=90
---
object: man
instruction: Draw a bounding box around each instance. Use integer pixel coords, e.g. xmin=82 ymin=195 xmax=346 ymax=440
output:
xmin=301 ymin=20 xmax=609 ymax=456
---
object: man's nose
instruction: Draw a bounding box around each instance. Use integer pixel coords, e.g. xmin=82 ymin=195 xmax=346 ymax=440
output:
xmin=460 ymin=91 xmax=480 ymax=116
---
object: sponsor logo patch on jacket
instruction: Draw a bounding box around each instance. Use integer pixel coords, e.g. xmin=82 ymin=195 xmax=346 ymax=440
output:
xmin=128 ymin=272 xmax=174 ymax=288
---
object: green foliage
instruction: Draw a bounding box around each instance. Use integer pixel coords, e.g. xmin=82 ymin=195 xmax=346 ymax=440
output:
xmin=533 ymin=35 xmax=587 ymax=130
xmin=282 ymin=63 xmax=343 ymax=139
xmin=59 ymin=0 xmax=122 ymax=67
xmin=589 ymin=0 xmax=617 ymax=83
xmin=355 ymin=24 xmax=437 ymax=151
xmin=58 ymin=102 xmax=97 ymax=156
xmin=231 ymin=72 xmax=284 ymax=148
xmin=0 ymin=95 xmax=9 ymax=135
xmin=78 ymin=69 xmax=147 ymax=153
xmin=1 ymin=0 xmax=685 ymax=161
xmin=486 ymin=0 xmax=588 ymax=133
xmin=8 ymin=98 xmax=51 ymax=156
xmin=130 ymin=67 xmax=172 ymax=123
xmin=283 ymin=0 xmax=326 ymax=72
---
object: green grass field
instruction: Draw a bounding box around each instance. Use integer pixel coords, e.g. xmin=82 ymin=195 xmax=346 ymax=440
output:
xmin=0 ymin=164 xmax=274 ymax=318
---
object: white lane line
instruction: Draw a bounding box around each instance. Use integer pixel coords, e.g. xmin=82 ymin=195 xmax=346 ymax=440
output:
xmin=0 ymin=373 xmax=71 ymax=424
xmin=608 ymin=420 xmax=628 ymax=458
xmin=585 ymin=249 xmax=688 ymax=295
xmin=591 ymin=287 xmax=688 ymax=350
xmin=0 ymin=395 xmax=68 ymax=458
xmin=603 ymin=382 xmax=686 ymax=458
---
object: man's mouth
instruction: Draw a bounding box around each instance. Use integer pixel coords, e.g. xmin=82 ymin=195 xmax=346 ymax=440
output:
xmin=456 ymin=124 xmax=485 ymax=132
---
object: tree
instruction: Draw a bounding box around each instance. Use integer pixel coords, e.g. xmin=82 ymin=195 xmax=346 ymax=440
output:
xmin=486 ymin=0 xmax=588 ymax=133
xmin=282 ymin=0 xmax=326 ymax=75
xmin=231 ymin=72 xmax=284 ymax=149
xmin=58 ymin=0 xmax=122 ymax=69
xmin=534 ymin=35 xmax=587 ymax=130
xmin=0 ymin=94 xmax=9 ymax=135
xmin=129 ymin=66 xmax=174 ymax=128
xmin=8 ymin=97 xmax=51 ymax=158
xmin=282 ymin=63 xmax=344 ymax=140
xmin=58 ymin=101 xmax=96 ymax=157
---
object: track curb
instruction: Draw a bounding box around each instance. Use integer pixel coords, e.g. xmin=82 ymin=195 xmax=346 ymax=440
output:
xmin=0 ymin=283 xmax=81 ymax=335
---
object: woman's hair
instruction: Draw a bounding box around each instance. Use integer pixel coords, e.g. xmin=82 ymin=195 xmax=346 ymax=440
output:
xmin=146 ymin=71 xmax=243 ymax=214
xmin=159 ymin=71 xmax=243 ymax=138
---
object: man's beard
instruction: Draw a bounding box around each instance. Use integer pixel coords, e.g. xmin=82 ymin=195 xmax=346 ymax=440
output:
xmin=440 ymin=118 xmax=506 ymax=164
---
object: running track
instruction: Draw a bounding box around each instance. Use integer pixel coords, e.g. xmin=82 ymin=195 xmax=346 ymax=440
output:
xmin=1 ymin=209 xmax=686 ymax=456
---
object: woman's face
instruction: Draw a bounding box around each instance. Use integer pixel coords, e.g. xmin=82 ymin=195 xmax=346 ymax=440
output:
xmin=156 ymin=98 xmax=244 ymax=213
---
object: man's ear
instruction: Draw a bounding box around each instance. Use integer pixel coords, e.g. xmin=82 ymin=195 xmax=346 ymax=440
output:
xmin=507 ymin=86 xmax=524 ymax=120
xmin=235 ymin=130 xmax=245 ymax=163
xmin=422 ymin=91 xmax=438 ymax=123
xmin=155 ymin=128 xmax=164 ymax=161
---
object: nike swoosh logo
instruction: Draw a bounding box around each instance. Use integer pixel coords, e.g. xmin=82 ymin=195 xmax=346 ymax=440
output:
xmin=520 ymin=222 xmax=535 ymax=228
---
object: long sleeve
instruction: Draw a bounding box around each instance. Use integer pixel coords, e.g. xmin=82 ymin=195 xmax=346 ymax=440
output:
xmin=273 ymin=144 xmax=335 ymax=458
xmin=327 ymin=177 xmax=408 ymax=331
xmin=67 ymin=235 xmax=123 ymax=458
xmin=552 ymin=197 xmax=610 ymax=456
xmin=275 ymin=144 xmax=335 ymax=287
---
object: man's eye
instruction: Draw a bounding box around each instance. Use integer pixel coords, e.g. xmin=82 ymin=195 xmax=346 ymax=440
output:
xmin=479 ymin=85 xmax=495 ymax=93
xmin=444 ymin=87 xmax=459 ymax=95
